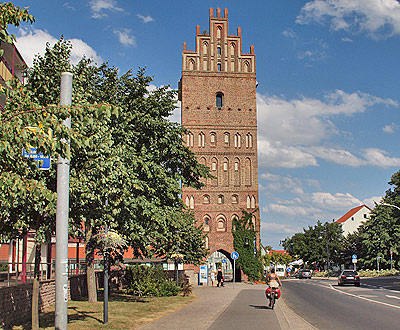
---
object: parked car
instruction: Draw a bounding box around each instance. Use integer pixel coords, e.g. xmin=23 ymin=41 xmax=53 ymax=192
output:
xmin=295 ymin=269 xmax=312 ymax=279
xmin=338 ymin=270 xmax=360 ymax=286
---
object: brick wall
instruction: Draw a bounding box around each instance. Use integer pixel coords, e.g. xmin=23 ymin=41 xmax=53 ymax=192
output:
xmin=0 ymin=273 xmax=99 ymax=328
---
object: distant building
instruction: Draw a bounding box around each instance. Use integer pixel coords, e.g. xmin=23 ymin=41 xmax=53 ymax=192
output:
xmin=0 ymin=41 xmax=26 ymax=107
xmin=179 ymin=7 xmax=260 ymax=282
xmin=336 ymin=205 xmax=372 ymax=236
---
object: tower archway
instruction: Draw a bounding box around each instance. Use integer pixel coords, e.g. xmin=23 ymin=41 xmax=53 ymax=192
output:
xmin=206 ymin=249 xmax=241 ymax=282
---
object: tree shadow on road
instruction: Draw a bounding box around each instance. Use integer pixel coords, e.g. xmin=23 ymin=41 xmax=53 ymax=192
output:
xmin=249 ymin=304 xmax=269 ymax=310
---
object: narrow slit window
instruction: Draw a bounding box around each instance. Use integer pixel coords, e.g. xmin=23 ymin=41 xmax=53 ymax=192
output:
xmin=216 ymin=92 xmax=223 ymax=107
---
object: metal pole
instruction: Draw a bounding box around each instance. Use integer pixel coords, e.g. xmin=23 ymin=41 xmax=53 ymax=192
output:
xmin=103 ymin=225 xmax=109 ymax=324
xmin=233 ymin=259 xmax=235 ymax=289
xmin=55 ymin=72 xmax=73 ymax=330
xmin=326 ymin=232 xmax=330 ymax=279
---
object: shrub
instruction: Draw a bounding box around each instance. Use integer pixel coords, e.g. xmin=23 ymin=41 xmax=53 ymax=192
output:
xmin=124 ymin=264 xmax=181 ymax=297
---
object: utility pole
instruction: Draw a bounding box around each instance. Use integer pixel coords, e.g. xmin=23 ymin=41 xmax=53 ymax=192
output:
xmin=55 ymin=72 xmax=73 ymax=330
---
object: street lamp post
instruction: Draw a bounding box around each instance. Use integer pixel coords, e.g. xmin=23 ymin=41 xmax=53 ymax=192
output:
xmin=382 ymin=203 xmax=400 ymax=211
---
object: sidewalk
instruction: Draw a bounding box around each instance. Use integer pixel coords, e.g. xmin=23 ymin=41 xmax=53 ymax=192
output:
xmin=138 ymin=282 xmax=316 ymax=330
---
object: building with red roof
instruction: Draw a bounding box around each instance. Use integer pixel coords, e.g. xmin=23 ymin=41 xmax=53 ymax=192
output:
xmin=336 ymin=205 xmax=372 ymax=236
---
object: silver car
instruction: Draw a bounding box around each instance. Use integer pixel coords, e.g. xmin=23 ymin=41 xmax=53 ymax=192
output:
xmin=296 ymin=269 xmax=312 ymax=279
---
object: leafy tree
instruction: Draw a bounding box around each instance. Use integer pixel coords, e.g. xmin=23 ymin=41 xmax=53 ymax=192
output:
xmin=24 ymin=38 xmax=210 ymax=302
xmin=358 ymin=170 xmax=400 ymax=270
xmin=232 ymin=211 xmax=263 ymax=281
xmin=282 ymin=221 xmax=343 ymax=270
xmin=0 ymin=2 xmax=34 ymax=56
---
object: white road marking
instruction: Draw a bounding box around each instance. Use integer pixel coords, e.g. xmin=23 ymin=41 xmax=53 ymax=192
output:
xmin=329 ymin=285 xmax=400 ymax=310
xmin=386 ymin=295 xmax=400 ymax=300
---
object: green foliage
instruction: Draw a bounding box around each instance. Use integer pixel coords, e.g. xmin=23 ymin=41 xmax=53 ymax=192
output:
xmin=0 ymin=2 xmax=34 ymax=56
xmin=263 ymin=250 xmax=293 ymax=267
xmin=282 ymin=220 xmax=343 ymax=270
xmin=232 ymin=211 xmax=263 ymax=281
xmin=124 ymin=265 xmax=181 ymax=297
xmin=356 ymin=169 xmax=400 ymax=270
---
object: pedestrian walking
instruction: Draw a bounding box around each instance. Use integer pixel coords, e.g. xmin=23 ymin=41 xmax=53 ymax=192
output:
xmin=217 ymin=268 xmax=223 ymax=287
xmin=210 ymin=271 xmax=216 ymax=286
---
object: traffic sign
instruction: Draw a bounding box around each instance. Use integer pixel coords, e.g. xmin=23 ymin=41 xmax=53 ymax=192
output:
xmin=287 ymin=267 xmax=292 ymax=273
xmin=231 ymin=251 xmax=239 ymax=260
xmin=391 ymin=249 xmax=393 ymax=256
xmin=23 ymin=147 xmax=51 ymax=170
xmin=352 ymin=254 xmax=357 ymax=259
xmin=352 ymin=258 xmax=357 ymax=264
xmin=222 ymin=259 xmax=226 ymax=264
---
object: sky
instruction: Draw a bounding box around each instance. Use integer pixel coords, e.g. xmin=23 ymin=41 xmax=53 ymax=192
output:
xmin=9 ymin=0 xmax=400 ymax=249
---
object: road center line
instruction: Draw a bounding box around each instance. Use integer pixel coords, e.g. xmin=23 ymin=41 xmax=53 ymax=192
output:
xmin=329 ymin=285 xmax=400 ymax=310
xmin=386 ymin=295 xmax=400 ymax=300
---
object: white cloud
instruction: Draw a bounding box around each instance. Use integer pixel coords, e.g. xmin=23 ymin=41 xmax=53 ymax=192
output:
xmin=15 ymin=28 xmax=102 ymax=67
xmin=256 ymin=91 xmax=398 ymax=168
xmin=297 ymin=0 xmax=400 ymax=39
xmin=341 ymin=37 xmax=353 ymax=42
xmin=261 ymin=172 xmax=304 ymax=195
xmin=113 ymin=28 xmax=136 ymax=46
xmin=311 ymin=192 xmax=362 ymax=210
xmin=261 ymin=222 xmax=302 ymax=234
xmin=383 ymin=122 xmax=398 ymax=133
xmin=282 ymin=28 xmax=296 ymax=38
xmin=137 ymin=14 xmax=154 ymax=23
xmin=90 ymin=0 xmax=123 ymax=19
xmin=363 ymin=148 xmax=400 ymax=168
xmin=363 ymin=196 xmax=382 ymax=208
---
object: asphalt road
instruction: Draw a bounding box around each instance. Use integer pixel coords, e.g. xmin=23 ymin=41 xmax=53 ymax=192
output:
xmin=282 ymin=277 xmax=400 ymax=330
xmin=207 ymin=289 xmax=281 ymax=330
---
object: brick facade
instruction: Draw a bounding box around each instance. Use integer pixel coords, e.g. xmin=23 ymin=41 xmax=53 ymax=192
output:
xmin=180 ymin=8 xmax=260 ymax=264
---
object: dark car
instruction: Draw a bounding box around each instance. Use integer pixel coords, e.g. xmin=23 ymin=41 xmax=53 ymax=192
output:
xmin=295 ymin=269 xmax=312 ymax=279
xmin=338 ymin=270 xmax=360 ymax=286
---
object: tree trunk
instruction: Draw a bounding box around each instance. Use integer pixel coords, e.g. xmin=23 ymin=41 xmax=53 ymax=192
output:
xmin=32 ymin=242 xmax=41 ymax=330
xmin=86 ymin=222 xmax=97 ymax=302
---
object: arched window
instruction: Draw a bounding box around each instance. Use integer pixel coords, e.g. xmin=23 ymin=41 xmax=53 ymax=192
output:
xmin=211 ymin=157 xmax=218 ymax=186
xmin=198 ymin=132 xmax=205 ymax=147
xmin=224 ymin=132 xmax=230 ymax=146
xmin=232 ymin=195 xmax=238 ymax=204
xmin=203 ymin=42 xmax=208 ymax=54
xmin=216 ymin=92 xmax=223 ymax=107
xmin=204 ymin=215 xmax=210 ymax=232
xmin=245 ymin=158 xmax=252 ymax=186
xmin=188 ymin=59 xmax=195 ymax=70
xmin=205 ymin=236 xmax=209 ymax=248
xmin=217 ymin=26 xmax=222 ymax=39
xmin=216 ymin=215 xmax=226 ymax=232
xmin=217 ymin=46 xmax=221 ymax=55
xmin=187 ymin=132 xmax=194 ymax=147
xmin=189 ymin=196 xmax=195 ymax=209
xmin=247 ymin=196 xmax=251 ymax=209
xmin=185 ymin=196 xmax=190 ymax=207
xmin=203 ymin=195 xmax=210 ymax=204
xmin=234 ymin=157 xmax=240 ymax=187
xmin=243 ymin=61 xmax=250 ymax=72
xmin=217 ymin=195 xmax=224 ymax=204
xmin=234 ymin=133 xmax=241 ymax=148
xmin=210 ymin=132 xmax=216 ymax=145
xmin=217 ymin=63 xmax=222 ymax=71
xmin=246 ymin=133 xmax=253 ymax=148
xmin=251 ymin=196 xmax=256 ymax=208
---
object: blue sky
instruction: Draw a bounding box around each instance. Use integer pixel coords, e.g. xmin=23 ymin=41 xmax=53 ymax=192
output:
xmin=10 ymin=0 xmax=400 ymax=249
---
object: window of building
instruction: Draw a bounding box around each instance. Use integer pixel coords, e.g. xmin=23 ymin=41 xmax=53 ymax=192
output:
xmin=210 ymin=132 xmax=216 ymax=145
xmin=216 ymin=92 xmax=223 ymax=107
xmin=234 ymin=133 xmax=241 ymax=148
xmin=232 ymin=195 xmax=238 ymax=204
xmin=217 ymin=46 xmax=221 ymax=55
xmin=246 ymin=133 xmax=253 ymax=148
xmin=224 ymin=132 xmax=230 ymax=146
xmin=189 ymin=196 xmax=195 ymax=209
xmin=198 ymin=132 xmax=205 ymax=147
xmin=212 ymin=161 xmax=217 ymax=171
xmin=203 ymin=195 xmax=210 ymax=204
xmin=234 ymin=161 xmax=239 ymax=171
xmin=223 ymin=160 xmax=228 ymax=171
xmin=217 ymin=195 xmax=224 ymax=204
xmin=217 ymin=63 xmax=222 ymax=71
xmin=364 ymin=214 xmax=367 ymax=218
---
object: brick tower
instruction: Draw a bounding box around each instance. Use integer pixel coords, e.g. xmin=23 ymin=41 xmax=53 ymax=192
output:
xmin=179 ymin=8 xmax=260 ymax=279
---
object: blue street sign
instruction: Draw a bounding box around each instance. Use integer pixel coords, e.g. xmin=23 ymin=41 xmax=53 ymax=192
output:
xmin=231 ymin=251 xmax=239 ymax=260
xmin=287 ymin=267 xmax=292 ymax=273
xmin=352 ymin=254 xmax=357 ymax=259
xmin=221 ymin=259 xmax=226 ymax=264
xmin=23 ymin=147 xmax=51 ymax=170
